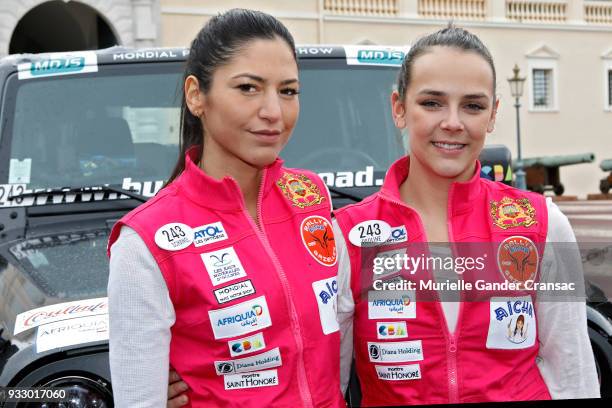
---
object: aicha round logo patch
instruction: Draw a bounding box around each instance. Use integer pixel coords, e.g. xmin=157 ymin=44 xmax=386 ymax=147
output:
xmin=300 ymin=215 xmax=337 ymax=267
xmin=497 ymin=236 xmax=539 ymax=287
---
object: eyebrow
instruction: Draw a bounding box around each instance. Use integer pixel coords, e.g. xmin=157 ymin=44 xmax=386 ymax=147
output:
xmin=418 ymin=89 xmax=489 ymax=99
xmin=232 ymin=73 xmax=299 ymax=85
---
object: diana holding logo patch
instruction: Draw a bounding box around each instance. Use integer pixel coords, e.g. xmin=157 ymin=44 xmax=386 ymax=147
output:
xmin=107 ymin=9 xmax=343 ymax=408
xmin=333 ymin=26 xmax=600 ymax=405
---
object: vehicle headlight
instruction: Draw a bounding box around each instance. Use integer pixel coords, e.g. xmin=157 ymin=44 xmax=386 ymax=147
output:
xmin=33 ymin=376 xmax=112 ymax=408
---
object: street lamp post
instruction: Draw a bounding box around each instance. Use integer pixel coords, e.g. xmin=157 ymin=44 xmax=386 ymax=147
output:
xmin=507 ymin=64 xmax=527 ymax=191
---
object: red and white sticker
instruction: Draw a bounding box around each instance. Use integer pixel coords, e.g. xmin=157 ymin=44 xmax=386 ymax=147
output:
xmin=300 ymin=216 xmax=337 ymax=266
xmin=497 ymin=236 xmax=539 ymax=287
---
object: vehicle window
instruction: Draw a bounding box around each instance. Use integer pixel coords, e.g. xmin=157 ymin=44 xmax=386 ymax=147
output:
xmin=1 ymin=59 xmax=404 ymax=193
xmin=284 ymin=62 xmax=405 ymax=175
xmin=3 ymin=63 xmax=182 ymax=190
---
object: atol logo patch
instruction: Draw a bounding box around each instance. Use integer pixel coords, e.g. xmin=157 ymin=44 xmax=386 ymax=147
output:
xmin=193 ymin=222 xmax=228 ymax=247
xmin=386 ymin=226 xmax=408 ymax=244
xmin=213 ymin=280 xmax=255 ymax=304
xmin=214 ymin=348 xmax=282 ymax=375
xmin=312 ymin=277 xmax=340 ymax=335
xmin=486 ymin=296 xmax=536 ymax=350
xmin=300 ymin=216 xmax=337 ymax=266
xmin=367 ymin=340 xmax=424 ymax=363
xmin=18 ymin=51 xmax=98 ymax=80
xmin=208 ymin=296 xmax=272 ymax=339
xmin=497 ymin=236 xmax=539 ymax=287
xmin=228 ymin=332 xmax=266 ymax=357
xmin=276 ymin=172 xmax=324 ymax=208
xmin=368 ymin=290 xmax=416 ymax=319
xmin=490 ymin=197 xmax=537 ymax=229
xmin=201 ymin=246 xmax=247 ymax=286
xmin=377 ymin=322 xmax=408 ymax=339
xmin=375 ymin=364 xmax=422 ymax=381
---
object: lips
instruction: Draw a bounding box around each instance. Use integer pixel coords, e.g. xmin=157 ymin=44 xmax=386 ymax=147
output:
xmin=432 ymin=141 xmax=466 ymax=151
xmin=250 ymin=129 xmax=282 ymax=136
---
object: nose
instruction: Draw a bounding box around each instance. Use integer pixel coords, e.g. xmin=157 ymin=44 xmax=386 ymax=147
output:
xmin=440 ymin=106 xmax=464 ymax=133
xmin=258 ymin=91 xmax=282 ymax=122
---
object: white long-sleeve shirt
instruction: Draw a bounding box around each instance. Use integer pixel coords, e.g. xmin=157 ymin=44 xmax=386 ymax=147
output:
xmin=108 ymin=198 xmax=599 ymax=407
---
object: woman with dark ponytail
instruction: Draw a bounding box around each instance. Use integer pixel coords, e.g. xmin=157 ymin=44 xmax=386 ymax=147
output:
xmin=108 ymin=9 xmax=344 ymax=407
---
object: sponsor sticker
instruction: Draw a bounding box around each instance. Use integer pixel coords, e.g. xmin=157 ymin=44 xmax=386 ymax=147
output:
xmin=36 ymin=314 xmax=108 ymax=353
xmin=368 ymin=290 xmax=416 ymax=319
xmin=224 ymin=369 xmax=279 ymax=390
xmin=490 ymin=197 xmax=537 ymax=229
xmin=18 ymin=51 xmax=98 ymax=79
xmin=486 ymin=296 xmax=536 ymax=350
xmin=276 ymin=172 xmax=325 ymax=208
xmin=215 ymin=348 xmax=282 ymax=375
xmin=228 ymin=332 xmax=266 ymax=357
xmin=344 ymin=45 xmax=411 ymax=67
xmin=193 ymin=221 xmax=228 ymax=247
xmin=301 ymin=216 xmax=337 ymax=266
xmin=318 ymin=166 xmax=384 ymax=188
xmin=368 ymin=340 xmax=424 ymax=363
xmin=9 ymin=159 xmax=31 ymax=184
xmin=376 ymin=321 xmax=408 ymax=339
xmin=154 ymin=223 xmax=193 ymax=251
xmin=214 ymin=280 xmax=256 ymax=304
xmin=312 ymin=277 xmax=340 ymax=335
xmin=375 ymin=364 xmax=422 ymax=381
xmin=14 ymin=297 xmax=107 ymax=335
xmin=209 ymin=296 xmax=272 ymax=339
xmin=348 ymin=220 xmax=392 ymax=247
xmin=497 ymin=236 xmax=539 ymax=287
xmin=201 ymin=247 xmax=247 ymax=286
xmin=386 ymin=226 xmax=408 ymax=244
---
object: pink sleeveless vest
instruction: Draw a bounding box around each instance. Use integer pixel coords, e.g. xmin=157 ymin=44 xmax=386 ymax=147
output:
xmin=108 ymin=148 xmax=344 ymax=408
xmin=334 ymin=156 xmax=551 ymax=406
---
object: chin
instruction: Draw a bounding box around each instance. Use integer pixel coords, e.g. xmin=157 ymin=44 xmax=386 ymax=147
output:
xmin=431 ymin=161 xmax=473 ymax=180
xmin=246 ymin=150 xmax=281 ymax=169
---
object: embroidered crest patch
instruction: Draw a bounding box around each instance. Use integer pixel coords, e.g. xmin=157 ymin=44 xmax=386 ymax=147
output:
xmin=490 ymin=197 xmax=537 ymax=229
xmin=277 ymin=172 xmax=325 ymax=208
xmin=497 ymin=236 xmax=539 ymax=286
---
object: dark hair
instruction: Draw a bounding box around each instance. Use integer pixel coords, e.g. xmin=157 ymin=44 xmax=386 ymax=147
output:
xmin=166 ymin=8 xmax=297 ymax=184
xmin=397 ymin=24 xmax=496 ymax=101
xmin=514 ymin=314 xmax=525 ymax=336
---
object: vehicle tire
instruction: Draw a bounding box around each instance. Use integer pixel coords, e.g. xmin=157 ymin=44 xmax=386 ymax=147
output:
xmin=553 ymin=184 xmax=565 ymax=196
xmin=589 ymin=326 xmax=612 ymax=398
xmin=600 ymin=179 xmax=610 ymax=195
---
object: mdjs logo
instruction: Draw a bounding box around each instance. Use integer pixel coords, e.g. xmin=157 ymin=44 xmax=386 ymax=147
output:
xmin=194 ymin=222 xmax=228 ymax=247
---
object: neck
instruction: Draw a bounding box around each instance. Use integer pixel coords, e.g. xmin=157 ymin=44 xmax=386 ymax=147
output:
xmin=399 ymin=156 xmax=455 ymax=216
xmin=199 ymin=144 xmax=262 ymax=215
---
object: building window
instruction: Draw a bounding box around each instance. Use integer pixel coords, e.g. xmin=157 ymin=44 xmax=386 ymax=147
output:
xmin=527 ymin=57 xmax=558 ymax=112
xmin=532 ymin=69 xmax=553 ymax=108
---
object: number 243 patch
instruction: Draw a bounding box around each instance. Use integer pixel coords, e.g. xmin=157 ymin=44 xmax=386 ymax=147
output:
xmin=154 ymin=223 xmax=194 ymax=251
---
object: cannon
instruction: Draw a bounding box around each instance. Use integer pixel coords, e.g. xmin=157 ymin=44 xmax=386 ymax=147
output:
xmin=514 ymin=153 xmax=595 ymax=196
xmin=599 ymin=159 xmax=612 ymax=194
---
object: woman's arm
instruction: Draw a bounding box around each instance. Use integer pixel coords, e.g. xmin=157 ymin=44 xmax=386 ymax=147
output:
xmin=108 ymin=226 xmax=176 ymax=407
xmin=536 ymin=200 xmax=600 ymax=399
xmin=333 ymin=219 xmax=355 ymax=394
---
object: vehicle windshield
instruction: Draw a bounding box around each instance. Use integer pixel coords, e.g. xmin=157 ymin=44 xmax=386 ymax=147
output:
xmin=1 ymin=59 xmax=404 ymax=197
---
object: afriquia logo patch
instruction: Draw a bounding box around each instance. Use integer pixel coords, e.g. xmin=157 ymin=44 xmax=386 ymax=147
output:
xmin=490 ymin=197 xmax=537 ymax=229
xmin=276 ymin=172 xmax=324 ymax=208
xmin=497 ymin=236 xmax=539 ymax=287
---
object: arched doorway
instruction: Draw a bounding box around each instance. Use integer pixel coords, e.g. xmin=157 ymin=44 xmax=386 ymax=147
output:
xmin=9 ymin=0 xmax=118 ymax=54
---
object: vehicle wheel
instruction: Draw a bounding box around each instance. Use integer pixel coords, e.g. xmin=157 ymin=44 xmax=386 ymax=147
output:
xmin=600 ymin=179 xmax=610 ymax=195
xmin=589 ymin=326 xmax=612 ymax=398
xmin=553 ymin=184 xmax=565 ymax=196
